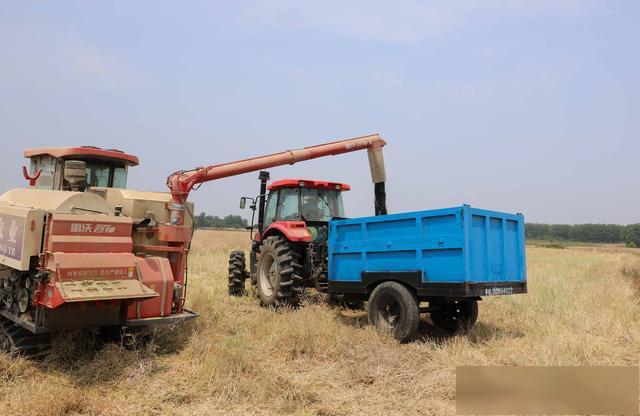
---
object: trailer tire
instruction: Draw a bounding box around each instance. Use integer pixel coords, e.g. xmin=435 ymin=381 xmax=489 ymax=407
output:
xmin=429 ymin=299 xmax=478 ymax=334
xmin=256 ymin=236 xmax=301 ymax=307
xmin=367 ymin=281 xmax=420 ymax=342
xmin=227 ymin=251 xmax=248 ymax=296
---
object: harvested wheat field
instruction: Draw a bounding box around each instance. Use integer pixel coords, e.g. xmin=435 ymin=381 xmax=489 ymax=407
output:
xmin=1 ymin=230 xmax=640 ymax=415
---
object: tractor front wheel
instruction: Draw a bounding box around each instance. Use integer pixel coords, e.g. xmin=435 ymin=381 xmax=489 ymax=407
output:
xmin=256 ymin=236 xmax=301 ymax=307
xmin=227 ymin=251 xmax=248 ymax=296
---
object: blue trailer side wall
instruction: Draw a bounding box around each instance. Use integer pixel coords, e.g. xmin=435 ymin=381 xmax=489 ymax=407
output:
xmin=328 ymin=206 xmax=526 ymax=284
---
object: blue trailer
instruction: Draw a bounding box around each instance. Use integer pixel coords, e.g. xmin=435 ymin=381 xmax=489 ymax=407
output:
xmin=327 ymin=205 xmax=527 ymax=341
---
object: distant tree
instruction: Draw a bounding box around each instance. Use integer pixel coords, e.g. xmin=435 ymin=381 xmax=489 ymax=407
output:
xmin=525 ymin=223 xmax=626 ymax=243
xmin=196 ymin=212 xmax=206 ymax=227
xmin=623 ymin=224 xmax=640 ymax=248
xmin=194 ymin=212 xmax=248 ymax=229
xmin=222 ymin=215 xmax=248 ymax=228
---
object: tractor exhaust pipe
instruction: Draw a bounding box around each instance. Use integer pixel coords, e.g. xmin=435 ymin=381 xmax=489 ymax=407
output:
xmin=256 ymin=170 xmax=270 ymax=234
xmin=367 ymin=146 xmax=387 ymax=216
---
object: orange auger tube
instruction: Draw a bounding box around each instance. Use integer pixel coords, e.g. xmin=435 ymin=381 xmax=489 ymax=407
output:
xmin=166 ymin=134 xmax=387 ymax=225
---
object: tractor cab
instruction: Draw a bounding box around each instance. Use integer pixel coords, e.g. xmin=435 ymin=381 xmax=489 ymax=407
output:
xmin=23 ymin=146 xmax=139 ymax=191
xmin=264 ymin=179 xmax=348 ymax=226
xmin=240 ymin=176 xmax=349 ymax=244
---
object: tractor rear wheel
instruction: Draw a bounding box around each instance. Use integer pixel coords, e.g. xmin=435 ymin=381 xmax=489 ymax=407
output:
xmin=256 ymin=236 xmax=302 ymax=307
xmin=367 ymin=281 xmax=420 ymax=342
xmin=227 ymin=251 xmax=248 ymax=296
xmin=429 ymin=299 xmax=478 ymax=334
xmin=0 ymin=318 xmax=50 ymax=356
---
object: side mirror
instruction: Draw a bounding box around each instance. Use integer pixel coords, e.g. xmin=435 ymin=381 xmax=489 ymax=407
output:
xmin=239 ymin=197 xmax=247 ymax=209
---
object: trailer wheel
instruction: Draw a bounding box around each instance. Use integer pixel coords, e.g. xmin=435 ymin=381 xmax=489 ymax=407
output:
xmin=367 ymin=282 xmax=420 ymax=342
xmin=227 ymin=251 xmax=248 ymax=296
xmin=256 ymin=236 xmax=301 ymax=307
xmin=429 ymin=299 xmax=478 ymax=334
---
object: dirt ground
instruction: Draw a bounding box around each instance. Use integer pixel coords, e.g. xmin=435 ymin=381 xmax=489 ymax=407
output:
xmin=1 ymin=229 xmax=639 ymax=415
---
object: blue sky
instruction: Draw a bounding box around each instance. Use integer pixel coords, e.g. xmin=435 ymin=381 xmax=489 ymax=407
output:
xmin=0 ymin=1 xmax=637 ymax=223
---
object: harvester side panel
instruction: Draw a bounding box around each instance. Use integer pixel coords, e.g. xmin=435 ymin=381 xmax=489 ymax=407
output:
xmin=0 ymin=205 xmax=45 ymax=271
xmin=128 ymin=256 xmax=175 ymax=319
xmin=46 ymin=213 xmax=133 ymax=253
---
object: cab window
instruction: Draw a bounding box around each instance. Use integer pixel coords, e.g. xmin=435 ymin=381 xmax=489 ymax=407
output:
xmin=85 ymin=163 xmax=110 ymax=187
xmin=112 ymin=167 xmax=128 ymax=188
xmin=300 ymin=188 xmax=345 ymax=221
xmin=263 ymin=190 xmax=278 ymax=227
xmin=31 ymin=156 xmax=56 ymax=190
xmin=276 ymin=188 xmax=301 ymax=220
xmin=83 ymin=162 xmax=128 ymax=189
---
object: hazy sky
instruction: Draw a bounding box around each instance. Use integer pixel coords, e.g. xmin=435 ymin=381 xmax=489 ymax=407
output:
xmin=0 ymin=1 xmax=637 ymax=224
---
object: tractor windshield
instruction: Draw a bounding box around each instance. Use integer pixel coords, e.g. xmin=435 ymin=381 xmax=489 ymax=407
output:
xmin=300 ymin=188 xmax=344 ymax=222
xmin=267 ymin=187 xmax=346 ymax=225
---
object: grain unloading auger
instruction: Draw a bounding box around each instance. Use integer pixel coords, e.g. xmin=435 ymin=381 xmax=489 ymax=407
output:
xmin=166 ymin=134 xmax=388 ymax=225
xmin=0 ymin=134 xmax=387 ymax=354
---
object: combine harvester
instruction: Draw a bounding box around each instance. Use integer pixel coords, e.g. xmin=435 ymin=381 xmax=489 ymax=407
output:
xmin=0 ymin=135 xmax=387 ymax=353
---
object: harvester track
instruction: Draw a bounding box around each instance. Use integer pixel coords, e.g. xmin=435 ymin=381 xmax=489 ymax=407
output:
xmin=0 ymin=317 xmax=50 ymax=356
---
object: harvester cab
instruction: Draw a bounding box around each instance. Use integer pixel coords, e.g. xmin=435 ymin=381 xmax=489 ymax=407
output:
xmin=0 ymin=145 xmax=197 ymax=355
xmin=23 ymin=146 xmax=138 ymax=191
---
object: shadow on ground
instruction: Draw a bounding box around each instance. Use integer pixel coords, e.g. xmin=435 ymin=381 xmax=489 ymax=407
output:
xmin=334 ymin=308 xmax=524 ymax=345
xmin=36 ymin=322 xmax=195 ymax=387
xmin=416 ymin=319 xmax=525 ymax=344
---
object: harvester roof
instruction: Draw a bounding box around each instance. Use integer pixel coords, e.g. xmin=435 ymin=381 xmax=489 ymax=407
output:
xmin=268 ymin=179 xmax=351 ymax=191
xmin=24 ymin=146 xmax=139 ymax=166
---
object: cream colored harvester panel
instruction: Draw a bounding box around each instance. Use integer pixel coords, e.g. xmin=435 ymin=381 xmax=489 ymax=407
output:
xmin=0 ymin=205 xmax=45 ymax=271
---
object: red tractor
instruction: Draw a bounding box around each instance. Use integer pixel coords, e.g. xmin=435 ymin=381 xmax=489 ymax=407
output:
xmin=228 ymin=138 xmax=388 ymax=306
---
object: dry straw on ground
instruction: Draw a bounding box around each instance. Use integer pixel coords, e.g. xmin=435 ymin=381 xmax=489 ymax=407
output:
xmin=1 ymin=230 xmax=639 ymax=415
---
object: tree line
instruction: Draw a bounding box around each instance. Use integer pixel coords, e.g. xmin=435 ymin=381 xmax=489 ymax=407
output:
xmin=195 ymin=213 xmax=248 ymax=229
xmin=526 ymin=223 xmax=640 ymax=247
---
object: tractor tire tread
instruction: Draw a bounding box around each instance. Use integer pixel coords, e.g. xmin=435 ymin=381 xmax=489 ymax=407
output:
xmin=227 ymin=251 xmax=248 ymax=297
